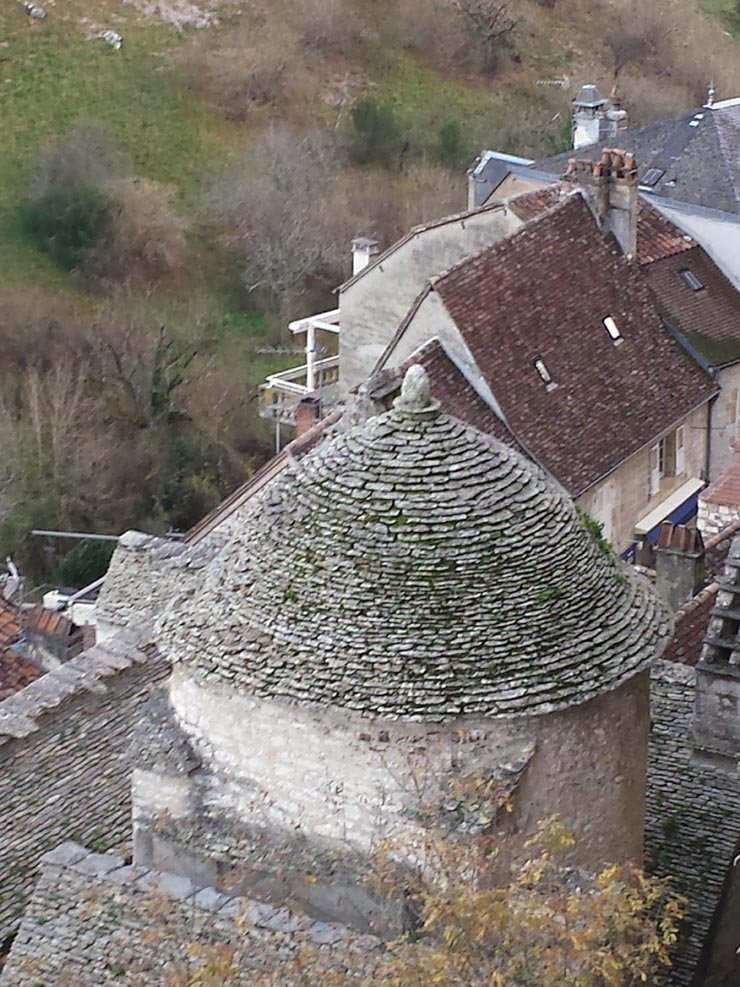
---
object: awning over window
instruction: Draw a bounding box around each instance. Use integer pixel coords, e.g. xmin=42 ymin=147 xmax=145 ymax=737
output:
xmin=634 ymin=477 xmax=705 ymax=544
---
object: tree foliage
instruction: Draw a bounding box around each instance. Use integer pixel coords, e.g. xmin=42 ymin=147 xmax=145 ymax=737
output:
xmin=23 ymin=185 xmax=108 ymax=271
xmin=170 ymin=781 xmax=685 ymax=987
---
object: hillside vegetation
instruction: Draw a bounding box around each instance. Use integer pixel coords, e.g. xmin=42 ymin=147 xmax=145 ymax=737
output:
xmin=0 ymin=0 xmax=739 ymax=584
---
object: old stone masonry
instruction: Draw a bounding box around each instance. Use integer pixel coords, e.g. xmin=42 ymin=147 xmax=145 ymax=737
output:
xmin=2 ymin=366 xmax=737 ymax=984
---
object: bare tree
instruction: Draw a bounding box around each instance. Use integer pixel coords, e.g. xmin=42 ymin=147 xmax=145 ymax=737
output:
xmin=453 ymin=0 xmax=518 ymax=71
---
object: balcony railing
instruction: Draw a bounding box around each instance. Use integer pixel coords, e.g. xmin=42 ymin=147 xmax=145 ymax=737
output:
xmin=259 ymin=356 xmax=340 ymax=424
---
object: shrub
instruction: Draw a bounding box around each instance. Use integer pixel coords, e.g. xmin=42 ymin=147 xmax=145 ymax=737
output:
xmin=349 ymin=97 xmax=405 ymax=168
xmin=59 ymin=538 xmax=115 ymax=588
xmin=29 ymin=121 xmax=131 ymax=197
xmin=436 ymin=120 xmax=469 ymax=168
xmin=83 ymin=178 xmax=189 ymax=287
xmin=22 ymin=185 xmax=108 ymax=270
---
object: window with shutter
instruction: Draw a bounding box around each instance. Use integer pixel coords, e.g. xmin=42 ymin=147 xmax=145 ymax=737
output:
xmin=650 ymin=443 xmax=661 ymax=495
xmin=675 ymin=426 xmax=685 ymax=475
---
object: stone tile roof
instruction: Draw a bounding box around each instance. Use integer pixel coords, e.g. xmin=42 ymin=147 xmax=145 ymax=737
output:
xmin=185 ymin=412 xmax=341 ymax=545
xmin=430 ymin=194 xmax=716 ymax=494
xmin=642 ymin=244 xmax=740 ymax=367
xmin=158 ymin=367 xmax=671 ymax=719
xmin=536 ymin=100 xmax=740 ymax=216
xmin=0 ymin=843 xmax=355 ymax=986
xmin=701 ymin=459 xmax=740 ymax=507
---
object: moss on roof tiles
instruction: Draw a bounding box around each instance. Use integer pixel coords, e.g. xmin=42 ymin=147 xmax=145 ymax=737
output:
xmin=159 ymin=368 xmax=672 ymax=720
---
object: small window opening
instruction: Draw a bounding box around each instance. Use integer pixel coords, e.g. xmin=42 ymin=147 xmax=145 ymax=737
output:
xmin=534 ymin=357 xmax=556 ymax=390
xmin=680 ymin=269 xmax=704 ymax=291
xmin=603 ymin=316 xmax=623 ymax=344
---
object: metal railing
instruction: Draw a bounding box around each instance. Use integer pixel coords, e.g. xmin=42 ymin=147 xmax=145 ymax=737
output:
xmin=259 ymin=356 xmax=340 ymax=424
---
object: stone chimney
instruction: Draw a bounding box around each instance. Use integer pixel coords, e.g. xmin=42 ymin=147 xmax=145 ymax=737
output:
xmin=693 ymin=533 xmax=740 ymax=761
xmin=572 ymin=85 xmax=608 ymax=149
xmin=572 ymin=84 xmax=629 ymax=150
xmin=351 ymin=237 xmax=380 ymax=276
xmin=295 ymin=395 xmax=321 ymax=438
xmin=654 ymin=522 xmax=705 ymax=613
xmin=565 ymin=149 xmax=638 ymax=260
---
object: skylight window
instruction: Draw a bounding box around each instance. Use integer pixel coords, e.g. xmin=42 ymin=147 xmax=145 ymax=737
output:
xmin=534 ymin=358 xmax=557 ymax=390
xmin=603 ymin=316 xmax=623 ymax=345
xmin=641 ymin=168 xmax=664 ymax=187
xmin=680 ymin=269 xmax=704 ymax=291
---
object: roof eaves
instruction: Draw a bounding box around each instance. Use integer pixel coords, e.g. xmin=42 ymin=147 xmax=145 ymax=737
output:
xmin=572 ymin=389 xmax=719 ymax=498
xmin=432 ymin=188 xmax=583 ymax=290
xmin=338 ymin=200 xmax=509 ymax=293
xmin=371 ymin=282 xmax=433 ymax=377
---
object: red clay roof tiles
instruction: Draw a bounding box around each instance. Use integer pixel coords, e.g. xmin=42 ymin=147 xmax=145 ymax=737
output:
xmin=642 ymin=246 xmax=740 ymax=366
xmin=431 ymin=194 xmax=716 ymax=494
xmin=701 ymin=459 xmax=740 ymax=507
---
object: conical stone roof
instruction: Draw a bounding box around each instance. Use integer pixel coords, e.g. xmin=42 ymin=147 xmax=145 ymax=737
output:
xmin=160 ymin=367 xmax=671 ymax=720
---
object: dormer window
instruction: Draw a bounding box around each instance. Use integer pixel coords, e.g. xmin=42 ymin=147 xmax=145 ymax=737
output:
xmin=680 ymin=269 xmax=704 ymax=291
xmin=534 ymin=358 xmax=557 ymax=390
xmin=603 ymin=316 xmax=623 ymax=345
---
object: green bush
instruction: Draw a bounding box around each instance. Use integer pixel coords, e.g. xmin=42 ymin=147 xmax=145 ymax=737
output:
xmin=59 ymin=539 xmax=116 ymax=589
xmin=349 ymin=97 xmax=404 ymax=168
xmin=436 ymin=120 xmax=468 ymax=168
xmin=22 ymin=185 xmax=108 ymax=270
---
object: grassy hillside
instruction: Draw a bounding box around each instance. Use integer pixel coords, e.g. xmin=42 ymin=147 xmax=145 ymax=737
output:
xmin=0 ymin=0 xmax=739 ymax=578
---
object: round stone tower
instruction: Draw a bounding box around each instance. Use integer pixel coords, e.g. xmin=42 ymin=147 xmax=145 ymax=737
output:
xmin=136 ymin=367 xmax=671 ymax=914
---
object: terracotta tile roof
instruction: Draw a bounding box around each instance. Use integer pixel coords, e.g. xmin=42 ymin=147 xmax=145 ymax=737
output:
xmin=642 ymin=245 xmax=740 ymax=366
xmin=508 ymin=184 xmax=566 ymax=221
xmin=0 ymin=600 xmax=20 ymax=649
xmin=660 ymin=519 xmax=740 ymax=665
xmin=368 ymin=339 xmax=527 ymax=454
xmin=0 ymin=649 xmax=44 ymax=700
xmin=635 ymin=200 xmax=696 ymax=265
xmin=700 ymin=458 xmax=740 ymax=507
xmin=661 ymin=586 xmax=717 ymax=666
xmin=430 ymin=195 xmax=716 ymax=494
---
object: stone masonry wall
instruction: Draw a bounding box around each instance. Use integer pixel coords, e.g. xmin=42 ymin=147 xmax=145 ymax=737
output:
xmin=646 ymin=660 xmax=740 ymax=986
xmin=697 ymin=497 xmax=737 ymax=542
xmin=138 ymin=669 xmax=648 ymax=892
xmin=0 ymin=633 xmax=167 ymax=944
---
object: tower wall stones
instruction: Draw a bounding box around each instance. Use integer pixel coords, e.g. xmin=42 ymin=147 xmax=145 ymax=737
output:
xmin=132 ymin=666 xmax=649 ymax=909
xmin=0 ymin=634 xmax=167 ymax=945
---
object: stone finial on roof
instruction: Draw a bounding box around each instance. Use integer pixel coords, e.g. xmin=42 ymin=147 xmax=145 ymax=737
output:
xmin=392 ymin=365 xmax=441 ymax=421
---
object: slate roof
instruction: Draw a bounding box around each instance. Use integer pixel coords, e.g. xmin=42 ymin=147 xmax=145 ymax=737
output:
xmin=0 ymin=843 xmax=357 ymax=987
xmin=159 ymin=367 xmax=671 ymax=719
xmin=535 ymin=99 xmax=740 ymax=216
xmin=642 ymin=245 xmax=740 ymax=366
xmin=427 ymin=194 xmax=716 ymax=494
